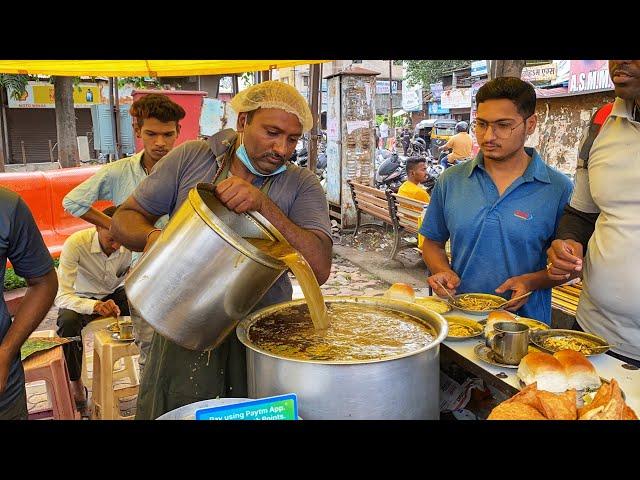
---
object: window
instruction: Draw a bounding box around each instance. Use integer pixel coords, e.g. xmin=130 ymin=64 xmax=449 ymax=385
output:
xmin=303 ymin=76 xmax=309 ymax=87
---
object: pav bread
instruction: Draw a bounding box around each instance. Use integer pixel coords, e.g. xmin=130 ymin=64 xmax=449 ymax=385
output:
xmin=517 ymin=352 xmax=568 ymax=393
xmin=384 ymin=283 xmax=416 ymax=303
xmin=553 ymin=349 xmax=601 ymax=391
xmin=484 ymin=310 xmax=517 ymax=336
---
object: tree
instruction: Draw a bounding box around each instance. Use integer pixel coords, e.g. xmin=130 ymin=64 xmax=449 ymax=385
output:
xmin=488 ymin=60 xmax=526 ymax=80
xmin=53 ymin=76 xmax=79 ymax=168
xmin=0 ymin=74 xmax=29 ymax=99
xmin=0 ymin=75 xmax=29 ymax=172
xmin=404 ymin=60 xmax=473 ymax=87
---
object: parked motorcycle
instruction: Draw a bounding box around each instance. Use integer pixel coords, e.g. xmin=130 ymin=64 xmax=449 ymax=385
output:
xmin=375 ymin=152 xmax=406 ymax=191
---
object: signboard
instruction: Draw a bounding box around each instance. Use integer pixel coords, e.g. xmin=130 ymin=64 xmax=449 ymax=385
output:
xmin=428 ymin=102 xmax=450 ymax=115
xmin=521 ymin=63 xmax=557 ymax=83
xmin=440 ymin=88 xmax=472 ymax=109
xmin=471 ymin=60 xmax=488 ymax=77
xmin=568 ymin=60 xmax=614 ymax=93
xmin=402 ymin=82 xmax=423 ymax=112
xmin=376 ymin=80 xmax=399 ymax=94
xmin=195 ymin=394 xmax=299 ymax=420
xmin=8 ymin=81 xmax=101 ymax=109
xmin=430 ymin=82 xmax=443 ymax=101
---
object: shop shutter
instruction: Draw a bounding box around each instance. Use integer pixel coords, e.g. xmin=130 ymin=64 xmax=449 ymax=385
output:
xmin=6 ymin=108 xmax=94 ymax=164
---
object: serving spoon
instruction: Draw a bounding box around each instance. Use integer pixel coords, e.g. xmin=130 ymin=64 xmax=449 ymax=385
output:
xmin=494 ymin=291 xmax=533 ymax=309
xmin=434 ymin=279 xmax=459 ymax=306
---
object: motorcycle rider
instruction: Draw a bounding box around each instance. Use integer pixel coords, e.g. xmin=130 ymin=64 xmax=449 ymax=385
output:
xmin=439 ymin=121 xmax=473 ymax=169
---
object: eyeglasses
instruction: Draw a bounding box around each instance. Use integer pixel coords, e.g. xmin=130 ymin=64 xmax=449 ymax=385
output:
xmin=470 ymin=118 xmax=528 ymax=139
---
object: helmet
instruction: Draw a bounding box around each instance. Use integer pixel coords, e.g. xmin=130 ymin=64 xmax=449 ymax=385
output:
xmin=455 ymin=121 xmax=469 ymax=133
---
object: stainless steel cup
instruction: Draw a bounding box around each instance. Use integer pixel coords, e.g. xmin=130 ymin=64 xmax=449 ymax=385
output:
xmin=486 ymin=321 xmax=529 ymax=365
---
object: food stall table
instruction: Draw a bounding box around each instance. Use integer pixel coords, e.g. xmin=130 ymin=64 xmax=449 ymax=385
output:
xmin=439 ymin=310 xmax=640 ymax=416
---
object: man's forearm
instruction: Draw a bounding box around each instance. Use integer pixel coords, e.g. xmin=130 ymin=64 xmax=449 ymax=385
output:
xmin=111 ymin=208 xmax=157 ymax=252
xmin=258 ymin=197 xmax=332 ymax=285
xmin=557 ymin=205 xmax=597 ymax=253
xmin=80 ymin=208 xmax=112 ymax=230
xmin=0 ymin=270 xmax=57 ymax=358
xmin=422 ymin=239 xmax=451 ymax=274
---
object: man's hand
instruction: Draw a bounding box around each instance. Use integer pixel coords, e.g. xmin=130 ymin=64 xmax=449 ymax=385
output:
xmin=427 ymin=270 xmax=460 ymax=298
xmin=495 ymin=275 xmax=532 ymax=312
xmin=93 ymin=299 xmax=120 ymax=317
xmin=215 ymin=177 xmax=266 ymax=214
xmin=546 ymin=239 xmax=583 ymax=281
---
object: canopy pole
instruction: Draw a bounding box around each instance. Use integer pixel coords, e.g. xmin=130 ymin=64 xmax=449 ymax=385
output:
xmin=308 ymin=63 xmax=321 ymax=172
xmin=113 ymin=77 xmax=122 ymax=159
xmin=107 ymin=78 xmax=117 ymax=162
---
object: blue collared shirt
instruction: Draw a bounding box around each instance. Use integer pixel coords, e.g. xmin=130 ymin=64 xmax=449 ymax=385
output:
xmin=419 ymin=147 xmax=573 ymax=324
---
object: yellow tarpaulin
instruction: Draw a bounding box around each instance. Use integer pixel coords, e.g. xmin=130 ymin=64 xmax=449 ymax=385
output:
xmin=0 ymin=60 xmax=329 ymax=77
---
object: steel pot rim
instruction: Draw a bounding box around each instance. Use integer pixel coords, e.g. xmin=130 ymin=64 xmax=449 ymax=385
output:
xmin=191 ymin=185 xmax=286 ymax=270
xmin=236 ymin=295 xmax=449 ymax=365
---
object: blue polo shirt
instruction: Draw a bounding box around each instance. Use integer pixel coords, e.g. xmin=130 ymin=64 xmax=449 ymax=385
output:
xmin=419 ymin=147 xmax=572 ymax=324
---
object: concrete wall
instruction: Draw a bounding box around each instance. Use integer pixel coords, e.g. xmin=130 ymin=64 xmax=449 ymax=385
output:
xmin=526 ymin=91 xmax=615 ymax=175
xmin=4 ymin=161 xmax=61 ymax=172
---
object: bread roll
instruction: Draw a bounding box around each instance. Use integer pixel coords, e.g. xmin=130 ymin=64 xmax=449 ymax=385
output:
xmin=517 ymin=352 xmax=568 ymax=393
xmin=385 ymin=283 xmax=416 ymax=303
xmin=484 ymin=310 xmax=516 ymax=337
xmin=553 ymin=349 xmax=601 ymax=391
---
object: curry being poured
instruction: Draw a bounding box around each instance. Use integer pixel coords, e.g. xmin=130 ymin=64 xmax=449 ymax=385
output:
xmin=246 ymin=238 xmax=330 ymax=330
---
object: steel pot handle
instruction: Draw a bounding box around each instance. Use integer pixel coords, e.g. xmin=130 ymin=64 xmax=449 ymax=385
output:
xmin=486 ymin=330 xmax=504 ymax=350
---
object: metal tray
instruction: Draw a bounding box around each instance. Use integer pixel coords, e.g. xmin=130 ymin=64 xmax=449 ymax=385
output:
xmin=111 ymin=332 xmax=135 ymax=343
xmin=449 ymin=293 xmax=506 ymax=315
xmin=478 ymin=316 xmax=550 ymax=334
xmin=531 ymin=329 xmax=610 ymax=356
xmin=415 ymin=296 xmax=452 ymax=315
xmin=474 ymin=344 xmax=520 ymax=369
xmin=445 ymin=315 xmax=484 ymax=340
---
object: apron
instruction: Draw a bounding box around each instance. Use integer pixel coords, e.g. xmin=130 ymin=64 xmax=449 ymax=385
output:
xmin=135 ymin=145 xmax=280 ymax=420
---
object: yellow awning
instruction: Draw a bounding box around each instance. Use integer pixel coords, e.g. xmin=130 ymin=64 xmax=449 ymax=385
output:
xmin=0 ymin=60 xmax=330 ymax=77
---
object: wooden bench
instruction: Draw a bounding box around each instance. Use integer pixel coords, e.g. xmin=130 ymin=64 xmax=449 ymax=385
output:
xmin=552 ymin=280 xmax=582 ymax=316
xmin=347 ymin=180 xmax=395 ymax=239
xmin=389 ymin=192 xmax=429 ymax=260
xmin=347 ymin=180 xmax=429 ymax=261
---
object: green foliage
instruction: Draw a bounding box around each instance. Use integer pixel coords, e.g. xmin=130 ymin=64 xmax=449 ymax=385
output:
xmin=4 ymin=258 xmax=59 ymax=292
xmin=118 ymin=77 xmax=161 ymax=89
xmin=0 ymin=74 xmax=29 ymax=100
xmin=404 ymin=60 xmax=473 ymax=88
xmin=240 ymin=72 xmax=254 ymax=86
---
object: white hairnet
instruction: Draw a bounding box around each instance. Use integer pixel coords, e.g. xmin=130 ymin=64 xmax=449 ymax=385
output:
xmin=230 ymin=80 xmax=313 ymax=133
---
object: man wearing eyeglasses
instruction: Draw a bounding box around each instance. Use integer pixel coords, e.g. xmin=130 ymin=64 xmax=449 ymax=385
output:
xmin=420 ymin=77 xmax=573 ymax=324
xmin=547 ymin=60 xmax=640 ymax=366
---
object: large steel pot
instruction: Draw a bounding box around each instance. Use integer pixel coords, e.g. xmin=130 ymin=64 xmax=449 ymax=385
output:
xmin=236 ymin=296 xmax=448 ymax=420
xmin=125 ymin=184 xmax=288 ymax=351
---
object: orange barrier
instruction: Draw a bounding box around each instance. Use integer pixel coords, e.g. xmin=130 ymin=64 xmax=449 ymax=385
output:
xmin=1 ymin=166 xmax=113 ymax=265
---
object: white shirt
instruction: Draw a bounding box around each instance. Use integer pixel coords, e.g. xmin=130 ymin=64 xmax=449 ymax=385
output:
xmin=54 ymin=227 xmax=132 ymax=315
xmin=379 ymin=122 xmax=389 ymax=138
xmin=572 ymin=97 xmax=640 ymax=361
